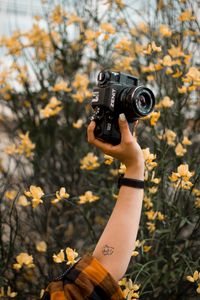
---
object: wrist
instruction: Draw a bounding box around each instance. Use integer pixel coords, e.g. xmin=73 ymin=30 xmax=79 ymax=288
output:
xmin=125 ymin=162 xmax=144 ymax=180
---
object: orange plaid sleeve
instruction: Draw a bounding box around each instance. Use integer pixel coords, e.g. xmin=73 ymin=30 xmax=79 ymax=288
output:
xmin=42 ymin=254 xmax=124 ymax=300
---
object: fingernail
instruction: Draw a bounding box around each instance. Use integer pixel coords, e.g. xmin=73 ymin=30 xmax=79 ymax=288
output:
xmin=119 ymin=113 xmax=126 ymax=121
xmin=90 ymin=121 xmax=96 ymax=127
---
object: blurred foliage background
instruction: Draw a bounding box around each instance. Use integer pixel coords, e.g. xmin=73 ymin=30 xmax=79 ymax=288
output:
xmin=0 ymin=0 xmax=200 ymax=299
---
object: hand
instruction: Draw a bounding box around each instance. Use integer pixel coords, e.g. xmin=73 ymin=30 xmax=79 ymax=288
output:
xmin=87 ymin=114 xmax=144 ymax=179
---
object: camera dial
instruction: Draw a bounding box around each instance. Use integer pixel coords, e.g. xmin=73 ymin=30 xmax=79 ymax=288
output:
xmin=98 ymin=71 xmax=110 ymax=85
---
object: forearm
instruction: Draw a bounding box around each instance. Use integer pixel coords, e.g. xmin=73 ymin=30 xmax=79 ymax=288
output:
xmin=93 ymin=164 xmax=144 ymax=281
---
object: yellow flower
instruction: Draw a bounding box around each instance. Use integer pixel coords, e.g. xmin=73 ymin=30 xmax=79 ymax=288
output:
xmin=53 ymin=249 xmax=65 ymax=263
xmin=175 ymin=143 xmax=186 ymax=156
xmin=66 ymin=247 xmax=79 ymax=265
xmin=197 ymin=283 xmax=200 ymax=294
xmin=115 ymin=0 xmax=126 ymax=9
xmin=72 ymin=74 xmax=89 ymax=89
xmin=195 ymin=199 xmax=200 ymax=208
xmin=71 ymin=74 xmax=92 ymax=102
xmin=165 ymin=67 xmax=173 ymax=75
xmin=143 ymin=44 xmax=152 ymax=55
xmin=0 ymin=286 xmax=17 ymax=298
xmin=40 ymin=97 xmax=63 ymax=118
xmin=51 ymin=80 xmax=71 ymax=92
xmin=114 ymin=56 xmax=134 ymax=72
xmin=162 ymin=55 xmax=173 ymax=67
xmin=174 ymin=180 xmax=193 ymax=190
xmin=80 ymin=152 xmax=100 ymax=170
xmin=145 ymin=210 xmax=157 ymax=220
xmin=7 ymin=286 xmax=18 ymax=298
xmin=132 ymin=251 xmax=139 ymax=257
xmin=182 ymin=136 xmax=192 ymax=145
xmin=186 ymin=270 xmax=200 ymax=282
xmin=159 ymin=24 xmax=172 ymax=37
xmin=168 ymin=45 xmax=184 ymax=58
xmin=151 ymin=177 xmax=161 ymax=184
xmin=172 ymin=69 xmax=182 ymax=78
xmin=0 ymin=287 xmax=5 ymax=297
xmin=100 ymin=23 xmax=116 ymax=34
xmin=17 ymin=132 xmax=36 ymax=158
xmin=36 ymin=241 xmax=47 ymax=252
xmin=144 ymin=196 xmax=153 ymax=209
xmin=18 ymin=195 xmax=30 ymax=206
xmin=143 ymin=245 xmax=152 ymax=252
xmin=118 ymin=277 xmax=127 ymax=286
xmin=156 ymin=96 xmax=174 ymax=108
xmin=40 ymin=289 xmax=45 ymax=299
xmin=157 ymin=212 xmax=165 ymax=221
xmin=184 ymin=54 xmax=192 ymax=65
xmin=24 ymin=185 xmax=44 ymax=208
xmin=143 ymin=41 xmax=161 ymax=54
xmin=142 ymin=148 xmax=157 ymax=171
xmin=185 ymin=67 xmax=200 ymax=85
xmin=110 ymin=169 xmax=119 ymax=176
xmin=78 ymin=191 xmax=100 ymax=204
xmin=138 ymin=22 xmax=149 ymax=33
xmin=178 ymin=86 xmax=187 ymax=93
xmin=73 ymin=119 xmax=83 ymax=129
xmin=67 ymin=13 xmax=83 ymax=25
xmin=72 ymin=93 xmax=84 ymax=103
xmin=164 ymin=129 xmax=176 ymax=146
xmin=51 ymin=187 xmax=69 ymax=204
xmin=175 ymin=164 xmax=193 ymax=180
xmin=13 ymin=252 xmax=35 ymax=269
xmin=188 ymin=85 xmax=197 ymax=91
xmin=169 ymin=164 xmax=194 ymax=190
xmin=149 ymin=186 xmax=158 ymax=194
xmin=122 ymin=278 xmax=140 ymax=299
xmin=118 ymin=163 xmax=126 ymax=174
xmin=5 ymin=133 xmax=35 ymax=159
xmin=178 ymin=10 xmax=196 ymax=22
xmin=150 ymin=111 xmax=160 ymax=126
xmin=84 ymin=29 xmax=101 ymax=41
xmin=50 ymin=5 xmax=67 ymax=24
xmin=114 ymin=38 xmax=132 ymax=52
xmin=146 ymin=222 xmax=156 ymax=233
xmin=104 ymin=154 xmax=114 ymax=165
xmin=17 ymin=132 xmax=35 ymax=157
xmin=5 ymin=190 xmax=18 ymax=200
xmin=147 ymin=75 xmax=155 ymax=81
xmin=134 ymin=240 xmax=143 ymax=248
xmin=192 ymin=189 xmax=200 ymax=197
xmin=141 ymin=63 xmax=158 ymax=73
xmin=4 ymin=144 xmax=17 ymax=155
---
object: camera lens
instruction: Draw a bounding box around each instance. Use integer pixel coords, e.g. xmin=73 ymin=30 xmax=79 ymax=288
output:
xmin=120 ymin=86 xmax=155 ymax=120
xmin=136 ymin=90 xmax=153 ymax=115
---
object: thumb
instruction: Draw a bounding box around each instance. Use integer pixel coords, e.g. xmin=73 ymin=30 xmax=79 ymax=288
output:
xmin=118 ymin=114 xmax=132 ymax=143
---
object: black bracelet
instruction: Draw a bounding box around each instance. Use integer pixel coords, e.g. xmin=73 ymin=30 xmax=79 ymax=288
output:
xmin=118 ymin=174 xmax=144 ymax=189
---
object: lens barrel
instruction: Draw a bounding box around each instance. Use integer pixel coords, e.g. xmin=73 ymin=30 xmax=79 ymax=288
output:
xmin=120 ymin=86 xmax=155 ymax=120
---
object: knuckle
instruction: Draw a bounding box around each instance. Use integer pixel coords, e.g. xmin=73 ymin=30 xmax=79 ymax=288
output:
xmin=124 ymin=139 xmax=132 ymax=146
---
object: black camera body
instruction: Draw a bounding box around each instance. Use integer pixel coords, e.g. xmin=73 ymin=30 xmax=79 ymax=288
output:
xmin=90 ymin=70 xmax=155 ymax=145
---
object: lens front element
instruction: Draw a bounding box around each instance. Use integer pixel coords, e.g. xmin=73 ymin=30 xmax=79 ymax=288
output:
xmin=120 ymin=85 xmax=155 ymax=120
xmin=135 ymin=89 xmax=154 ymax=115
xmin=131 ymin=86 xmax=155 ymax=117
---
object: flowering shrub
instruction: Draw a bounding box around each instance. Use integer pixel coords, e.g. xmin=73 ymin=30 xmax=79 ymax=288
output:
xmin=0 ymin=0 xmax=199 ymax=299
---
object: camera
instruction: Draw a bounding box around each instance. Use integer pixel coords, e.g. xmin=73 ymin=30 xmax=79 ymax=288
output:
xmin=90 ymin=70 xmax=155 ymax=145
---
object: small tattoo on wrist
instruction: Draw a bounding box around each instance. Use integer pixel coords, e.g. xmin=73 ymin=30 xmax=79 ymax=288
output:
xmin=102 ymin=244 xmax=114 ymax=256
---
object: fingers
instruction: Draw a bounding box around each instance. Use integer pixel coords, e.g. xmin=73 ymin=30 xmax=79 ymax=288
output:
xmin=87 ymin=121 xmax=116 ymax=154
xmin=118 ymin=114 xmax=133 ymax=144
